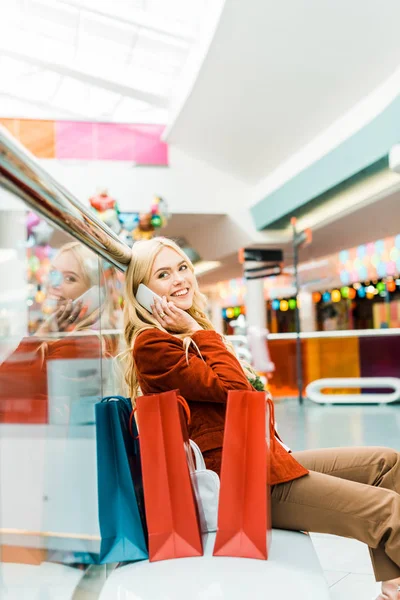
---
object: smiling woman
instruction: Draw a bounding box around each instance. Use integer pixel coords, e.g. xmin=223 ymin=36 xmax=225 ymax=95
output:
xmin=148 ymin=248 xmax=196 ymax=311
xmin=122 ymin=237 xmax=400 ymax=599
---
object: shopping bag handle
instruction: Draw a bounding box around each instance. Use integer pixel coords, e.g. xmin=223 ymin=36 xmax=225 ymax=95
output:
xmin=100 ymin=396 xmax=139 ymax=440
xmin=178 ymin=396 xmax=191 ymax=424
xmin=130 ymin=409 xmax=139 ymax=440
xmin=134 ymin=394 xmax=190 ymax=424
xmin=101 ymin=395 xmax=130 ymax=403
xmin=132 ymin=393 xmax=191 ymax=440
xmin=266 ymin=392 xmax=276 ymax=446
xmin=189 ymin=439 xmax=206 ymax=471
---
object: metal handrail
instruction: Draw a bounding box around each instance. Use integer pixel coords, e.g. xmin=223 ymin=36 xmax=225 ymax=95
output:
xmin=0 ymin=126 xmax=131 ymax=271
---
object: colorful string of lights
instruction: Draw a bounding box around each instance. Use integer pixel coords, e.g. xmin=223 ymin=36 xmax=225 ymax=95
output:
xmin=269 ymin=279 xmax=400 ymax=312
xmin=314 ymin=279 xmax=400 ymax=304
xmin=222 ymin=306 xmax=246 ymax=319
xmin=271 ymin=298 xmax=298 ymax=311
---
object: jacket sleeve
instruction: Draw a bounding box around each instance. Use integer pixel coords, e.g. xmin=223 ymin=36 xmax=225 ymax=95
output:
xmin=133 ymin=329 xmax=252 ymax=404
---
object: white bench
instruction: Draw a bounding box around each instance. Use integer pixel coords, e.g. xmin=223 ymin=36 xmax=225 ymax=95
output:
xmin=306 ymin=377 xmax=400 ymax=404
xmin=99 ymin=529 xmax=330 ymax=599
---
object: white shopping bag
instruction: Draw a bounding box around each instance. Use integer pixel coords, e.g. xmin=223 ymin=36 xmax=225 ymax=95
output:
xmin=190 ymin=440 xmax=220 ymax=533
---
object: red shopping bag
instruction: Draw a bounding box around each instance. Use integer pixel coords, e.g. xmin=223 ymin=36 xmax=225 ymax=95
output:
xmin=213 ymin=390 xmax=271 ymax=560
xmin=136 ymin=390 xmax=203 ymax=562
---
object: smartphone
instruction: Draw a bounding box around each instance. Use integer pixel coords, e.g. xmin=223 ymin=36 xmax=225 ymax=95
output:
xmin=136 ymin=283 xmax=163 ymax=313
xmin=73 ymin=285 xmax=104 ymax=315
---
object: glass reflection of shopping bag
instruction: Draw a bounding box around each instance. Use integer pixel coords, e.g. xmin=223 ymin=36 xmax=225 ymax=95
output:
xmin=213 ymin=390 xmax=270 ymax=560
xmin=95 ymin=396 xmax=148 ymax=564
xmin=48 ymin=357 xmax=115 ymax=425
xmin=136 ymin=390 xmax=203 ymax=562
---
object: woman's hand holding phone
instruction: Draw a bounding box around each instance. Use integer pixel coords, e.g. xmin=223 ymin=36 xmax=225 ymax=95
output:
xmin=151 ymin=296 xmax=202 ymax=335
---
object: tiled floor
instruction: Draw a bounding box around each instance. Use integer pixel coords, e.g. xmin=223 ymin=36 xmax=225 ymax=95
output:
xmin=274 ymin=398 xmax=400 ymax=453
xmin=275 ymin=398 xmax=400 ymax=599
xmin=311 ymin=533 xmax=377 ymax=598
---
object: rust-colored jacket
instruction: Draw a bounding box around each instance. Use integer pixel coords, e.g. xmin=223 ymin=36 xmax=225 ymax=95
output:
xmin=133 ymin=328 xmax=308 ymax=486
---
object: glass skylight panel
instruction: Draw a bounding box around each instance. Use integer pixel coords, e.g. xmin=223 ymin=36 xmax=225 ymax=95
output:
xmin=132 ymin=32 xmax=184 ymax=74
xmin=1 ymin=26 xmax=74 ymax=66
xmin=0 ymin=96 xmax=53 ymax=119
xmin=145 ymin=0 xmax=204 ymax=31
xmin=112 ymin=95 xmax=150 ymax=113
xmin=0 ymin=57 xmax=32 ymax=85
xmin=128 ymin=65 xmax=172 ymax=97
xmin=0 ymin=61 xmax=54 ymax=105
xmin=80 ymin=0 xmax=196 ymax=43
xmin=83 ymin=0 xmax=144 ymax=18
xmin=77 ymin=15 xmax=138 ymax=67
xmin=130 ymin=50 xmax=180 ymax=79
xmin=80 ymin=12 xmax=137 ymax=46
xmin=76 ymin=43 xmax=134 ymax=73
xmin=0 ymin=0 xmax=23 ymax=27
xmin=51 ymin=77 xmax=91 ymax=114
xmin=74 ymin=51 xmax=133 ymax=87
xmin=86 ymin=86 xmax=121 ymax=117
xmin=25 ymin=17 xmax=77 ymax=49
xmin=26 ymin=0 xmax=79 ymax=41
xmin=11 ymin=70 xmax=62 ymax=102
xmin=51 ymin=77 xmax=123 ymax=119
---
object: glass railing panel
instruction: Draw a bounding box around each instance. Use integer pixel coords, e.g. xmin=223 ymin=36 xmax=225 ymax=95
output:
xmin=0 ymin=192 xmax=124 ymax=597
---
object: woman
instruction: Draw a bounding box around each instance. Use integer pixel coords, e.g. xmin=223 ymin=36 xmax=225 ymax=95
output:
xmin=123 ymin=236 xmax=400 ymax=600
xmin=0 ymin=241 xmax=118 ymax=423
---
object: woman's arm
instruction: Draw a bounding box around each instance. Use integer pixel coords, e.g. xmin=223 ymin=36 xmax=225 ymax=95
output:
xmin=133 ymin=329 xmax=252 ymax=404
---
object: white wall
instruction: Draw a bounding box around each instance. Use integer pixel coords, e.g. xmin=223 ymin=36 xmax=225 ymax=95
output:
xmin=41 ymin=146 xmax=251 ymax=215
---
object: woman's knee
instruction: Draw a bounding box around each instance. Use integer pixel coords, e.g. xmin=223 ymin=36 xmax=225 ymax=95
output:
xmin=374 ymin=447 xmax=400 ymax=492
xmin=376 ymin=447 xmax=400 ymax=469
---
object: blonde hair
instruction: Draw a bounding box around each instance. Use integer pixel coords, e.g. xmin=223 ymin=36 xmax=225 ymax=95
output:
xmin=123 ymin=237 xmax=217 ymax=401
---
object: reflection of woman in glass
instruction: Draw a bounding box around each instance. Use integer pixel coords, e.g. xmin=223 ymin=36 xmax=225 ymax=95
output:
xmin=0 ymin=241 xmax=118 ymax=424
xmin=36 ymin=241 xmax=114 ymax=335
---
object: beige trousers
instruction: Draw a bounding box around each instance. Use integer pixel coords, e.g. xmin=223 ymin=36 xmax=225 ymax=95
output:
xmin=271 ymin=446 xmax=400 ymax=582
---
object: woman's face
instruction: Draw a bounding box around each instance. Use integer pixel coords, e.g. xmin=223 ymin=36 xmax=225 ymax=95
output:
xmin=47 ymin=250 xmax=89 ymax=306
xmin=147 ymin=247 xmax=196 ymax=311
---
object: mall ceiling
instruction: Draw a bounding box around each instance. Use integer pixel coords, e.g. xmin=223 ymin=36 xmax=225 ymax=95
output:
xmin=166 ymin=0 xmax=400 ymax=183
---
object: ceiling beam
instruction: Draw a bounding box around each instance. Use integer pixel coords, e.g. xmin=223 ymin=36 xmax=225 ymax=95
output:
xmin=1 ymin=46 xmax=168 ymax=108
xmin=53 ymin=0 xmax=194 ymax=45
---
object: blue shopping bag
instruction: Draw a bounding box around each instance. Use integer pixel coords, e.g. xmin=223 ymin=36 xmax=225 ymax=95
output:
xmin=95 ymin=395 xmax=148 ymax=564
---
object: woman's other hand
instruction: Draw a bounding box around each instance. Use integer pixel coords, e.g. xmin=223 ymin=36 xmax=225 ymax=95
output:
xmin=151 ymin=296 xmax=202 ymax=335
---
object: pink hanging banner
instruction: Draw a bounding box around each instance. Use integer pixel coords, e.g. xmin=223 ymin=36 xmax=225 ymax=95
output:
xmin=55 ymin=121 xmax=168 ymax=165
xmin=55 ymin=121 xmax=95 ymax=160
